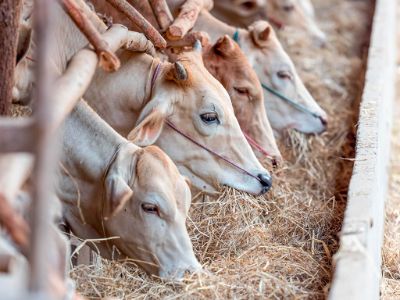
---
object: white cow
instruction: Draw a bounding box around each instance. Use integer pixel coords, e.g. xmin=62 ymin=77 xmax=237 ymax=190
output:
xmin=59 ymin=101 xmax=200 ymax=279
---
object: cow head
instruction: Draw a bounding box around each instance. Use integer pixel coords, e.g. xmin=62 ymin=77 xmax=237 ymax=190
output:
xmin=237 ymin=21 xmax=327 ymax=135
xmin=202 ymin=36 xmax=281 ymax=162
xmin=103 ymin=145 xmax=200 ymax=279
xmin=214 ymin=0 xmax=267 ymax=19
xmin=128 ymin=48 xmax=272 ymax=195
xmin=266 ymin=0 xmax=327 ymax=47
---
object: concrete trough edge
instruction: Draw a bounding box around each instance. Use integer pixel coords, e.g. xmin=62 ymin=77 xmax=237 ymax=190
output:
xmin=328 ymin=0 xmax=397 ymax=299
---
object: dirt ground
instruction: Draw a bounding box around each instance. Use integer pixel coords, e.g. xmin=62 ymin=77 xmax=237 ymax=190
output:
xmin=380 ymin=5 xmax=400 ymax=297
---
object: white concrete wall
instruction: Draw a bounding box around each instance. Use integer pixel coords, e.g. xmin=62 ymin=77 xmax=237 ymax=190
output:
xmin=328 ymin=0 xmax=397 ymax=299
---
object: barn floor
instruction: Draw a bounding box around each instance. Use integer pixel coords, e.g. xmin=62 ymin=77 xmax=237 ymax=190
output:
xmin=381 ymin=6 xmax=400 ymax=297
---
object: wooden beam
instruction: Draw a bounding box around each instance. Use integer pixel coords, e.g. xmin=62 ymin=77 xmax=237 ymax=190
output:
xmin=0 ymin=0 xmax=22 ymax=115
xmin=0 ymin=118 xmax=35 ymax=153
xmin=28 ymin=0 xmax=56 ymax=293
xmin=105 ymin=0 xmax=166 ymax=48
xmin=148 ymin=0 xmax=173 ymax=32
xmin=60 ymin=0 xmax=120 ymax=72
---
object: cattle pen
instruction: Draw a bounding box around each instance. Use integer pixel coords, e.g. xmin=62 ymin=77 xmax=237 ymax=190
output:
xmin=0 ymin=0 xmax=398 ymax=299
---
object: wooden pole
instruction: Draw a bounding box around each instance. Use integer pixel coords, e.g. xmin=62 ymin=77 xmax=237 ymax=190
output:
xmin=105 ymin=0 xmax=166 ymax=48
xmin=0 ymin=0 xmax=22 ymax=115
xmin=60 ymin=0 xmax=120 ymax=72
xmin=148 ymin=0 xmax=173 ymax=32
xmin=0 ymin=194 xmax=29 ymax=254
xmin=28 ymin=0 xmax=57 ymax=294
xmin=166 ymin=0 xmax=213 ymax=40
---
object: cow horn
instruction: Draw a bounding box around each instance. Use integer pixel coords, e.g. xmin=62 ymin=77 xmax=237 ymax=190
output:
xmin=193 ymin=39 xmax=202 ymax=52
xmin=174 ymin=62 xmax=188 ymax=81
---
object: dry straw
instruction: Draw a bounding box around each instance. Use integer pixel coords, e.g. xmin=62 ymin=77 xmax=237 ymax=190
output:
xmin=69 ymin=0 xmax=374 ymax=298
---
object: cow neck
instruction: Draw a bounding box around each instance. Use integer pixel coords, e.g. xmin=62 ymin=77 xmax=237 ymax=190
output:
xmin=62 ymin=101 xmax=130 ymax=183
xmin=196 ymin=11 xmax=236 ymax=43
xmin=150 ymin=60 xmax=163 ymax=95
xmin=144 ymin=58 xmax=164 ymax=104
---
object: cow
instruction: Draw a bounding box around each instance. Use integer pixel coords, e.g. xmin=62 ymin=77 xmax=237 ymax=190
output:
xmin=202 ymin=35 xmax=281 ymax=162
xmin=92 ymin=1 xmax=328 ymax=136
xmin=210 ymin=0 xmax=327 ymax=47
xmin=41 ymin=0 xmax=272 ymax=195
xmin=183 ymin=10 xmax=328 ymax=135
xmin=59 ymin=100 xmax=201 ymax=279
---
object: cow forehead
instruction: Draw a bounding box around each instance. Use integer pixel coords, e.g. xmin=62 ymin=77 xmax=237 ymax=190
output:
xmin=174 ymin=65 xmax=232 ymax=109
xmin=136 ymin=147 xmax=188 ymax=195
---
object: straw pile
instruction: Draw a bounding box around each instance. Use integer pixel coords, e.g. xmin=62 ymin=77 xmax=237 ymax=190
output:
xmin=70 ymin=0 xmax=373 ymax=298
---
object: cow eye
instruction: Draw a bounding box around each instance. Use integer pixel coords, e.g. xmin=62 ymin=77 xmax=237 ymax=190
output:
xmin=234 ymin=87 xmax=249 ymax=95
xmin=200 ymin=112 xmax=219 ymax=124
xmin=277 ymin=70 xmax=293 ymax=80
xmin=141 ymin=203 xmax=160 ymax=216
xmin=283 ymin=4 xmax=294 ymax=12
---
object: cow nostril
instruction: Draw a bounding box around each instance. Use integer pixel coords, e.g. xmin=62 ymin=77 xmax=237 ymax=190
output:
xmin=258 ymin=173 xmax=272 ymax=193
xmin=319 ymin=116 xmax=328 ymax=127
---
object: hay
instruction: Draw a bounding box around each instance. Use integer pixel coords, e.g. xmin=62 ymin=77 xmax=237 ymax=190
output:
xmin=11 ymin=103 xmax=31 ymax=117
xmin=70 ymin=0 xmax=373 ymax=298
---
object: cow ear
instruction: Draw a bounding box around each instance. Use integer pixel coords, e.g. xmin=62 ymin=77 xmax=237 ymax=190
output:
xmin=17 ymin=24 xmax=32 ymax=63
xmin=183 ymin=176 xmax=192 ymax=188
xmin=127 ymin=109 xmax=165 ymax=146
xmin=249 ymin=21 xmax=271 ymax=47
xmin=104 ymin=175 xmax=133 ymax=219
xmin=214 ymin=35 xmax=236 ymax=57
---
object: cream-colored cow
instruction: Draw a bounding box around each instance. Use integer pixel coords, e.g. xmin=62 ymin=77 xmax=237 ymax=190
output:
xmin=55 ymin=0 xmax=272 ymax=195
xmin=202 ymin=36 xmax=281 ymax=162
xmin=59 ymin=101 xmax=200 ymax=279
xmin=188 ymin=11 xmax=328 ymax=135
xmin=101 ymin=1 xmax=328 ymax=136
xmin=211 ymin=0 xmax=327 ymax=46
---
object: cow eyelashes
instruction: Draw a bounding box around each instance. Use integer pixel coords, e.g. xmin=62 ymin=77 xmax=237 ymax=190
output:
xmin=282 ymin=4 xmax=294 ymax=12
xmin=200 ymin=112 xmax=220 ymax=125
xmin=141 ymin=203 xmax=160 ymax=216
xmin=277 ymin=70 xmax=293 ymax=81
xmin=234 ymin=87 xmax=249 ymax=95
